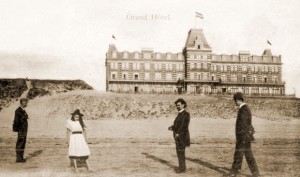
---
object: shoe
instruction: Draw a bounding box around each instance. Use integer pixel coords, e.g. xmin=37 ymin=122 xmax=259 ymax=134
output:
xmin=175 ymin=168 xmax=186 ymax=173
xmin=16 ymin=159 xmax=26 ymax=163
xmin=224 ymin=173 xmax=237 ymax=177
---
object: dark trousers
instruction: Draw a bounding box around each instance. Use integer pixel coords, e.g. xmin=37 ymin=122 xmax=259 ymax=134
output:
xmin=16 ymin=131 xmax=27 ymax=160
xmin=231 ymin=140 xmax=259 ymax=175
xmin=176 ymin=143 xmax=186 ymax=170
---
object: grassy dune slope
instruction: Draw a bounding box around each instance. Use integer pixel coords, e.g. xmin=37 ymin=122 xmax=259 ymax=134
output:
xmin=24 ymin=90 xmax=300 ymax=121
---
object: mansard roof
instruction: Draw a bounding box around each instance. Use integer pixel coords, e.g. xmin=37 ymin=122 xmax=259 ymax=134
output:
xmin=263 ymin=49 xmax=272 ymax=56
xmin=108 ymin=44 xmax=118 ymax=53
xmin=184 ymin=28 xmax=211 ymax=51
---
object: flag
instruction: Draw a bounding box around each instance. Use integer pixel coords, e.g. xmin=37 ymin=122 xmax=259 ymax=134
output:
xmin=195 ymin=12 xmax=204 ymax=19
xmin=267 ymin=40 xmax=272 ymax=45
xmin=112 ymin=35 xmax=116 ymax=40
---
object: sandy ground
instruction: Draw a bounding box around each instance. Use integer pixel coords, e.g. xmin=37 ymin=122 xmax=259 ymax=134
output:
xmin=0 ymin=91 xmax=299 ymax=177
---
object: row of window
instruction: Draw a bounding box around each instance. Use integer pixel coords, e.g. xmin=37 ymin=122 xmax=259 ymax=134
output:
xmin=190 ymin=73 xmax=279 ymax=83
xmin=111 ymin=72 xmax=279 ymax=83
xmin=110 ymin=63 xmax=184 ymax=71
xmin=187 ymin=54 xmax=210 ymax=60
xmin=111 ymin=52 xmax=183 ymax=60
xmin=111 ymin=73 xmax=183 ymax=80
xmin=111 ymin=62 xmax=281 ymax=73
xmin=192 ymin=64 xmax=280 ymax=72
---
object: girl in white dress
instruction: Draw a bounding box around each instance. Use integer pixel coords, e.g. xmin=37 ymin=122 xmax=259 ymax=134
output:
xmin=66 ymin=109 xmax=93 ymax=172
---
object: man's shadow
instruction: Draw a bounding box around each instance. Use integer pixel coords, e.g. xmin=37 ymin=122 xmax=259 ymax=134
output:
xmin=186 ymin=157 xmax=251 ymax=177
xmin=186 ymin=157 xmax=230 ymax=175
xmin=26 ymin=150 xmax=43 ymax=160
xmin=142 ymin=152 xmax=177 ymax=169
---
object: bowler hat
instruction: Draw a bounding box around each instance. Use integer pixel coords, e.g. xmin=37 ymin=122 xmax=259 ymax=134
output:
xmin=71 ymin=109 xmax=84 ymax=116
xmin=233 ymin=92 xmax=244 ymax=101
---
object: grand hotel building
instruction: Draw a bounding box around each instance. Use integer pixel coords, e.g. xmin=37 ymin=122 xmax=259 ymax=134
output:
xmin=105 ymin=28 xmax=285 ymax=96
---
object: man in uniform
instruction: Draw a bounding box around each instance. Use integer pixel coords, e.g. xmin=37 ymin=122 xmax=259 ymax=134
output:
xmin=13 ymin=98 xmax=29 ymax=163
xmin=168 ymin=98 xmax=190 ymax=173
xmin=228 ymin=92 xmax=259 ymax=177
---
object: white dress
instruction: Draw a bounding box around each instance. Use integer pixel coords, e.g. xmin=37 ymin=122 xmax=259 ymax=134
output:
xmin=65 ymin=119 xmax=91 ymax=159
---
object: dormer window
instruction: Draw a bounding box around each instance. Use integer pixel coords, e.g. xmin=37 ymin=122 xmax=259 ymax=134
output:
xmin=167 ymin=53 xmax=171 ymax=60
xmin=134 ymin=52 xmax=139 ymax=59
xmin=112 ymin=52 xmax=117 ymax=59
xmin=156 ymin=53 xmax=160 ymax=59
xmin=123 ymin=52 xmax=128 ymax=59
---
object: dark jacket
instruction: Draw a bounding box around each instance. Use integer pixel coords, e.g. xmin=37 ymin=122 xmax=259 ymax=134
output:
xmin=13 ymin=107 xmax=28 ymax=132
xmin=171 ymin=110 xmax=190 ymax=147
xmin=236 ymin=104 xmax=254 ymax=142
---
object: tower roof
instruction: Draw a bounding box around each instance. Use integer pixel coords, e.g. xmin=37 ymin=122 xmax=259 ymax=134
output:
xmin=184 ymin=28 xmax=211 ymax=51
xmin=107 ymin=44 xmax=118 ymax=53
xmin=263 ymin=49 xmax=272 ymax=56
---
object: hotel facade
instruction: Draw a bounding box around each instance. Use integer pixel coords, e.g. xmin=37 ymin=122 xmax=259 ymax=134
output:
xmin=105 ymin=28 xmax=285 ymax=96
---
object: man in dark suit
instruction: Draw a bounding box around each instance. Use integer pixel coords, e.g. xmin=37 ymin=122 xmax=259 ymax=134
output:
xmin=168 ymin=98 xmax=190 ymax=173
xmin=228 ymin=92 xmax=259 ymax=177
xmin=13 ymin=98 xmax=29 ymax=163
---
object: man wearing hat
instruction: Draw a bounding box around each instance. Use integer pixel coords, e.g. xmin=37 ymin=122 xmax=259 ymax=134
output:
xmin=168 ymin=98 xmax=190 ymax=173
xmin=13 ymin=98 xmax=29 ymax=163
xmin=228 ymin=92 xmax=259 ymax=177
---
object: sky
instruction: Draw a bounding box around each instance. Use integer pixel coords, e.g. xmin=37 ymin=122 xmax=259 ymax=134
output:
xmin=0 ymin=0 xmax=299 ymax=97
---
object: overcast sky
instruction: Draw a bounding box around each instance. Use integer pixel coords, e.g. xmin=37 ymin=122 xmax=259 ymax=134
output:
xmin=0 ymin=0 xmax=299 ymax=97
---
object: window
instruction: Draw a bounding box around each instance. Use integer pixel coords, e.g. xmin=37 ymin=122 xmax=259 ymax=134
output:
xmin=167 ymin=54 xmax=171 ymax=60
xmin=264 ymin=77 xmax=267 ymax=83
xmin=177 ymin=73 xmax=183 ymax=80
xmin=231 ymin=75 xmax=237 ymax=82
xmin=252 ymin=87 xmax=259 ymax=94
xmin=242 ymin=65 xmax=247 ymax=72
xmin=221 ymin=75 xmax=227 ymax=82
xmin=154 ymin=63 xmax=161 ymax=70
xmin=145 ymin=73 xmax=150 ymax=80
xmin=155 ymin=73 xmax=162 ymax=80
xmin=177 ymin=54 xmax=182 ymax=60
xmin=134 ymin=74 xmax=139 ymax=80
xmin=122 ymin=63 xmax=129 ymax=70
xmin=262 ymin=88 xmax=269 ymax=95
xmin=133 ymin=63 xmax=136 ymax=70
xmin=189 ymin=73 xmax=194 ymax=79
xmin=112 ymin=74 xmax=116 ymax=79
xmin=145 ymin=63 xmax=150 ymax=70
xmin=156 ymin=53 xmax=160 ymax=59
xmin=252 ymin=76 xmax=257 ymax=83
xmin=143 ymin=53 xmax=151 ymax=59
xmin=123 ymin=52 xmax=128 ymax=59
xmin=190 ymin=54 xmax=194 ymax=60
xmin=134 ymin=52 xmax=139 ymax=59
xmin=112 ymin=52 xmax=117 ymax=58
xmin=166 ymin=64 xmax=172 ymax=71
xmin=274 ymin=76 xmax=278 ymax=83
xmin=234 ymin=65 xmax=238 ymax=71
xmin=123 ymin=73 xmax=127 ymax=80
xmin=243 ymin=76 xmax=247 ymax=82
xmin=111 ymin=62 xmax=117 ymax=70
xmin=166 ymin=73 xmax=172 ymax=80
xmin=177 ymin=64 xmax=183 ymax=71
xmin=211 ymin=75 xmax=216 ymax=81
xmin=198 ymin=45 xmax=201 ymax=49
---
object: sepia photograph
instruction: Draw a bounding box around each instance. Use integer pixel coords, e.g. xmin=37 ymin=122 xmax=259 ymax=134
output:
xmin=0 ymin=0 xmax=299 ymax=176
